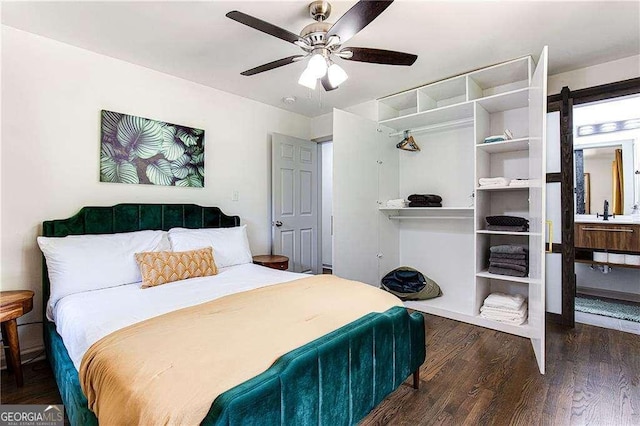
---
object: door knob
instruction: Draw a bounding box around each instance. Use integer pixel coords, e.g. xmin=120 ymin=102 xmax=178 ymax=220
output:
xmin=275 ymin=221 xmax=283 ymax=227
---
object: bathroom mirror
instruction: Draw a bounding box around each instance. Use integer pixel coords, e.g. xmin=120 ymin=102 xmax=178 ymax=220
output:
xmin=574 ymin=140 xmax=636 ymax=215
xmin=573 ymin=94 xmax=640 ymax=218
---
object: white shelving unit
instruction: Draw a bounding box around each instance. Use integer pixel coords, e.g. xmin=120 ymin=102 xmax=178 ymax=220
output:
xmin=333 ymin=50 xmax=548 ymax=373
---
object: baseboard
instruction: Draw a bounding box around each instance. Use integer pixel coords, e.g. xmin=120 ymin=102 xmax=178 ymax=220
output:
xmin=0 ymin=345 xmax=46 ymax=370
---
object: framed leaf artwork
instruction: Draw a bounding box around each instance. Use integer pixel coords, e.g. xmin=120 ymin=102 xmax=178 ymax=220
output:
xmin=100 ymin=110 xmax=205 ymax=187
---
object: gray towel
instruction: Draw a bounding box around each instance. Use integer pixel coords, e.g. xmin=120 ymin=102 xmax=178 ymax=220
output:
xmin=488 ymin=266 xmax=528 ymax=277
xmin=486 ymin=225 xmax=529 ymax=232
xmin=490 ymin=245 xmax=528 ymax=254
xmin=489 ymin=253 xmax=527 ymax=260
xmin=490 ymin=262 xmax=528 ymax=273
xmin=489 ymin=257 xmax=528 ymax=267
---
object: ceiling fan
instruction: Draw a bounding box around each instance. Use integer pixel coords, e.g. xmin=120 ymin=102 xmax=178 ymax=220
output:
xmin=226 ymin=0 xmax=418 ymax=91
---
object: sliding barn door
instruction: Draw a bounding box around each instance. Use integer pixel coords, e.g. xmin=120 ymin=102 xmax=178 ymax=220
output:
xmin=332 ymin=109 xmax=398 ymax=285
xmin=528 ymin=46 xmax=548 ymax=374
xmin=272 ymin=133 xmax=318 ymax=274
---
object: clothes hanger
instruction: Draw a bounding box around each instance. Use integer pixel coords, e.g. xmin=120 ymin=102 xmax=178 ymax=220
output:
xmin=396 ymin=130 xmax=420 ymax=152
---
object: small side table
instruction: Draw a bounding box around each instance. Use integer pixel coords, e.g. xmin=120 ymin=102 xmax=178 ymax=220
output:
xmin=1 ymin=290 xmax=34 ymax=387
xmin=252 ymin=255 xmax=289 ymax=271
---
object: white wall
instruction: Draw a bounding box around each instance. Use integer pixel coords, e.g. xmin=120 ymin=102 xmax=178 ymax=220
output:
xmin=320 ymin=142 xmax=333 ymax=267
xmin=311 ymin=112 xmax=332 ymax=141
xmin=310 ymin=100 xmax=378 ymax=140
xmin=0 ymin=26 xmax=310 ymax=354
xmin=548 ymin=55 xmax=640 ymax=95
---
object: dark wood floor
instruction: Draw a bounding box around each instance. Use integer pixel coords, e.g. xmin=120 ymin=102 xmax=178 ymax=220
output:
xmin=3 ymin=314 xmax=639 ymax=425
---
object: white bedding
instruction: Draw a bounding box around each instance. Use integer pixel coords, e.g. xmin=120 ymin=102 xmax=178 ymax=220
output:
xmin=53 ymin=263 xmax=307 ymax=370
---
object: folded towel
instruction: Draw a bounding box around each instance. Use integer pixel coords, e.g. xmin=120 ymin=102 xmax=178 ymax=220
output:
xmin=486 ymin=225 xmax=529 ymax=232
xmin=409 ymin=202 xmax=442 ymax=208
xmin=408 ymin=194 xmax=442 ymax=203
xmin=484 ymin=136 xmax=506 ymax=144
xmin=488 ymin=266 xmax=527 ymax=277
xmin=509 ymin=179 xmax=530 ymax=187
xmin=480 ymin=303 xmax=528 ymax=325
xmin=480 ymin=304 xmax=527 ymax=315
xmin=478 ymin=177 xmax=509 ymax=187
xmin=485 ymin=216 xmax=529 ymax=227
xmin=386 ymin=199 xmax=406 ymax=208
xmin=490 ymin=262 xmax=528 ymax=273
xmin=483 ymin=292 xmax=526 ymax=310
xmin=489 ymin=257 xmax=528 ymax=267
xmin=490 ymin=245 xmax=528 ymax=254
xmin=489 ymin=253 xmax=528 ymax=260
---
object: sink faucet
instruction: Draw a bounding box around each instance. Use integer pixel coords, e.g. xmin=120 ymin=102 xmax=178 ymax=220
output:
xmin=596 ymin=200 xmax=612 ymax=220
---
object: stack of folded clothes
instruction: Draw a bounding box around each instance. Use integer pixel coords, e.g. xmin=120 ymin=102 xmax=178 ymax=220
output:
xmin=488 ymin=244 xmax=529 ymax=277
xmin=483 ymin=129 xmax=514 ymax=144
xmin=485 ymin=215 xmax=529 ymax=232
xmin=408 ymin=194 xmax=442 ymax=207
xmin=386 ymin=199 xmax=407 ymax=208
xmin=480 ymin=292 xmax=528 ymax=325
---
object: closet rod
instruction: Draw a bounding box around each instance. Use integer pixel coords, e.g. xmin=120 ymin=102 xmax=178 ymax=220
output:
xmin=388 ymin=118 xmax=473 ymax=137
xmin=388 ymin=216 xmax=473 ymax=220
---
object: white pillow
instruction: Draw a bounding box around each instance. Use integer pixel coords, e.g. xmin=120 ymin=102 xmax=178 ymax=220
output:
xmin=38 ymin=230 xmax=168 ymax=317
xmin=168 ymin=225 xmax=252 ymax=268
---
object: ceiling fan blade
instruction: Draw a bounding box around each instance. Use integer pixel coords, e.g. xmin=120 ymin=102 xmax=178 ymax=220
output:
xmin=226 ymin=11 xmax=302 ymax=44
xmin=240 ymin=55 xmax=304 ymax=76
xmin=326 ymin=1 xmax=394 ymax=45
xmin=321 ymin=75 xmax=339 ymax=91
xmin=341 ymin=47 xmax=417 ymax=66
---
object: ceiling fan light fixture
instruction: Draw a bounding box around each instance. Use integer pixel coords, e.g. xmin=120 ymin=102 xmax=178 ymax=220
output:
xmin=298 ymin=67 xmax=317 ymax=90
xmin=327 ymin=63 xmax=348 ymax=87
xmin=308 ymin=53 xmax=328 ymax=78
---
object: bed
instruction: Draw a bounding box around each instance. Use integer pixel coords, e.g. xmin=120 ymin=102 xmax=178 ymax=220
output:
xmin=41 ymin=204 xmax=425 ymax=425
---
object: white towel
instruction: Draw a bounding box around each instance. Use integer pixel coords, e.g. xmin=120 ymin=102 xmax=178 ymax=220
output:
xmin=483 ymin=292 xmax=525 ymax=310
xmin=509 ymin=179 xmax=530 ymax=187
xmin=478 ymin=177 xmax=509 ymax=187
xmin=386 ymin=199 xmax=406 ymax=208
xmin=480 ymin=303 xmax=528 ymax=325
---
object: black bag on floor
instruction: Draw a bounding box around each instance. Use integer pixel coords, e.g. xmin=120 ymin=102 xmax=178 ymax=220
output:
xmin=381 ymin=267 xmax=442 ymax=300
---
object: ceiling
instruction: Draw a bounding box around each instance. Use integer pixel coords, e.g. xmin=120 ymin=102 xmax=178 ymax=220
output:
xmin=3 ymin=1 xmax=639 ymax=117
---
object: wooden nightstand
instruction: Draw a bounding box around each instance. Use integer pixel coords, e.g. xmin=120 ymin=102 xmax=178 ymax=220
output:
xmin=1 ymin=290 xmax=34 ymax=387
xmin=252 ymin=255 xmax=289 ymax=271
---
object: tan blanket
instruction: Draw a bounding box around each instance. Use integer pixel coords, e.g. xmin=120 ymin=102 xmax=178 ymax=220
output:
xmin=79 ymin=275 xmax=402 ymax=425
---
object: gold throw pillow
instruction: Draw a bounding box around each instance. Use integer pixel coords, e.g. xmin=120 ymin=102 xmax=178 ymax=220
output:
xmin=135 ymin=247 xmax=217 ymax=288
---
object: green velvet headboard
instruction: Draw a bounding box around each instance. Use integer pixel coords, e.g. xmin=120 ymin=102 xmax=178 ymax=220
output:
xmin=41 ymin=204 xmax=240 ymax=317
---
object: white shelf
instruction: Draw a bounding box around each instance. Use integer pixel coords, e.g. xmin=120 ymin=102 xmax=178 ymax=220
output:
xmin=476 ymin=138 xmax=529 ymax=153
xmin=476 ymin=269 xmax=536 ymax=284
xmin=476 ymin=230 xmax=540 ymax=236
xmin=379 ymin=207 xmax=474 ymax=211
xmin=389 ymin=216 xmax=473 ymax=220
xmin=475 ymin=88 xmax=529 ymax=113
xmin=472 ymin=316 xmax=532 ymax=338
xmin=475 ymin=185 xmax=529 ymax=191
xmin=380 ymin=206 xmax=474 ymax=220
xmin=379 ymin=101 xmax=474 ymax=131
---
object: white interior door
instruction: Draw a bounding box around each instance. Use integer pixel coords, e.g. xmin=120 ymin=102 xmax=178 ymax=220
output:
xmin=528 ymin=46 xmax=548 ymax=374
xmin=333 ymin=109 xmax=397 ymax=285
xmin=272 ymin=133 xmax=318 ymax=274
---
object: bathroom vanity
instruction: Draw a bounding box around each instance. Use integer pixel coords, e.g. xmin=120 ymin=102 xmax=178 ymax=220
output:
xmin=575 ymin=216 xmax=640 ymax=268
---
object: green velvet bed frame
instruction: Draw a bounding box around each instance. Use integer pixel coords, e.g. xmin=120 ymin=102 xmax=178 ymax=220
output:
xmin=42 ymin=204 xmax=426 ymax=425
